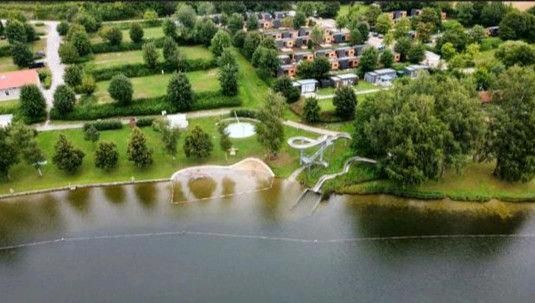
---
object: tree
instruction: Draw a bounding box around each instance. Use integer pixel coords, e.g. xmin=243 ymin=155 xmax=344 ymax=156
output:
xmin=365 ymin=5 xmax=382 ymax=26
xmin=20 ymin=85 xmax=46 ymax=122
xmin=142 ymin=42 xmax=159 ymax=69
xmin=52 ymin=135 xmax=85 ymax=174
xmin=440 ymin=42 xmax=456 ymax=60
xmin=102 ymin=26 xmax=122 ymax=45
xmin=416 ymin=22 xmax=434 ymax=43
xmin=393 ymin=17 xmax=411 ymax=39
xmin=218 ymin=48 xmax=237 ymax=67
xmin=197 ymin=2 xmax=215 ymax=15
xmin=481 ymin=2 xmax=508 ymax=27
xmin=162 ymin=36 xmax=178 ymax=62
xmin=167 ymin=72 xmax=194 ymax=111
xmin=499 ymin=10 xmax=534 ymax=42
xmin=176 ymin=4 xmax=197 ymax=29
xmin=162 ymin=18 xmax=177 ymax=39
xmin=183 ymin=126 xmax=213 ymax=158
xmin=232 ymin=30 xmax=247 ymax=48
xmin=293 ymin=11 xmax=307 ymax=29
xmin=251 ymin=47 xmax=280 ymax=77
xmin=129 ymin=22 xmax=144 ymax=43
xmin=82 ymin=124 xmax=100 ymax=143
xmin=380 ymin=49 xmax=394 ymax=68
xmin=469 ymin=25 xmax=486 ymax=44
xmin=256 ymin=95 xmax=284 ymax=159
xmin=127 ymin=127 xmax=153 ymax=168
xmin=349 ymin=27 xmax=363 ymax=45
xmin=53 ymin=85 xmax=76 ymax=115
xmin=193 ymin=18 xmax=218 ymax=46
xmin=71 ymin=30 xmax=91 ymax=56
xmin=479 ymin=66 xmax=534 ymax=182
xmin=95 ymin=141 xmax=118 ymax=170
xmin=310 ymin=25 xmax=324 ymax=47
xmin=159 ymin=122 xmax=180 ymax=156
xmin=56 ymin=21 xmax=69 ymax=36
xmin=59 ymin=42 xmax=79 ymax=64
xmin=303 ymin=97 xmax=321 ymax=123
xmin=456 ymin=2 xmax=475 ymax=26
xmin=74 ymin=12 xmax=99 ymax=33
xmin=63 ymin=64 xmax=83 ymax=87
xmin=333 ymin=86 xmax=357 ymax=120
xmin=8 ymin=123 xmax=45 ymax=176
xmin=246 ymin=14 xmax=259 ymax=30
xmin=408 ymin=43 xmax=425 ymax=63
xmin=359 ymin=47 xmax=379 ymax=75
xmin=80 ymin=74 xmax=96 ymax=95
xmin=242 ymin=31 xmax=263 ymax=58
xmin=297 ymin=2 xmax=316 ymax=17
xmin=394 ymin=37 xmax=411 ymax=61
xmin=375 ymin=13 xmax=393 ymax=35
xmin=143 ymin=9 xmax=159 ymax=26
xmin=227 ymin=13 xmax=244 ymax=34
xmin=5 ymin=19 xmax=26 ymax=44
xmin=210 ymin=29 xmax=232 ymax=56
xmin=219 ymin=63 xmax=238 ymax=96
xmin=0 ymin=127 xmax=18 ymax=179
xmin=273 ymin=76 xmax=300 ymax=103
xmin=11 ymin=42 xmax=33 ymax=68
xmin=353 ymin=74 xmax=484 ymax=185
xmin=495 ymin=40 xmax=535 ymax=67
xmin=66 ymin=23 xmax=85 ymax=41
xmin=317 ymin=1 xmax=340 ymax=18
xmin=436 ymin=24 xmax=469 ymax=52
xmin=0 ymin=20 xmax=3 ymax=37
xmin=108 ymin=74 xmax=133 ymax=105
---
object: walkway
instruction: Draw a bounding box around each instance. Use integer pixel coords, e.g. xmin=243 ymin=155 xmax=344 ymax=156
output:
xmin=316 ymin=87 xmax=391 ymax=100
xmin=37 ymin=21 xmax=65 ymax=122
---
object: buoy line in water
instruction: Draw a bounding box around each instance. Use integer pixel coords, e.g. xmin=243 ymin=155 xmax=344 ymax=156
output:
xmin=2 ymin=231 xmax=535 ymax=251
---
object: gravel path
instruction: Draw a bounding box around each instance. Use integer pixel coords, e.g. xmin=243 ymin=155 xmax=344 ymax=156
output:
xmin=39 ymin=21 xmax=65 ymax=121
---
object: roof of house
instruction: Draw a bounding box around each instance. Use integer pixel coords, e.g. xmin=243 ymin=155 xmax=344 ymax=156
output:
xmin=294 ymin=79 xmax=318 ymax=85
xmin=0 ymin=69 xmax=39 ymax=90
xmin=368 ymin=68 xmax=396 ymax=75
xmin=331 ymin=73 xmax=358 ymax=80
xmin=405 ymin=64 xmax=429 ymax=71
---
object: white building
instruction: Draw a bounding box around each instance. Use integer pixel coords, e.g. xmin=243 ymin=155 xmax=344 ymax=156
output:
xmin=292 ymin=79 xmax=318 ymax=95
xmin=0 ymin=69 xmax=40 ymax=101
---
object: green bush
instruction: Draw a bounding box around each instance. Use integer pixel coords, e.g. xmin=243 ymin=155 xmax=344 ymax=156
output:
xmin=0 ymin=45 xmax=11 ymax=57
xmin=89 ymin=59 xmax=217 ymax=81
xmin=83 ymin=119 xmax=123 ymax=131
xmin=480 ymin=37 xmax=503 ymax=51
xmin=230 ymin=109 xmax=258 ymax=119
xmin=136 ymin=117 xmax=155 ymax=127
xmin=90 ymin=37 xmax=166 ymax=54
xmin=38 ymin=68 xmax=52 ymax=89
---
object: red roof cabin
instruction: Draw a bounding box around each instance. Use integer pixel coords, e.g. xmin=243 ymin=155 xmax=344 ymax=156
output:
xmin=0 ymin=69 xmax=40 ymax=101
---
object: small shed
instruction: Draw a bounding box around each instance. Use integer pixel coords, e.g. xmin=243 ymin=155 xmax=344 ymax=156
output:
xmin=404 ymin=64 xmax=429 ymax=78
xmin=292 ymin=79 xmax=318 ymax=95
xmin=330 ymin=73 xmax=358 ymax=88
xmin=363 ymin=68 xmax=397 ymax=84
xmin=166 ymin=113 xmax=188 ymax=129
xmin=0 ymin=114 xmax=13 ymax=128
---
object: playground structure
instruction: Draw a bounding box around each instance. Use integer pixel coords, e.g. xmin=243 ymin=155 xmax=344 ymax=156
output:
xmin=287 ymin=132 xmax=351 ymax=168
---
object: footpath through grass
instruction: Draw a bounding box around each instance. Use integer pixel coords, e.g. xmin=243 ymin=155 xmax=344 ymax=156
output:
xmin=0 ymin=117 xmax=316 ymax=195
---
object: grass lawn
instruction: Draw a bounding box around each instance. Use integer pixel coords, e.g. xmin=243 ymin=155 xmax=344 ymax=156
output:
xmin=233 ymin=48 xmax=269 ymax=108
xmin=0 ymin=99 xmax=19 ymax=114
xmin=90 ymin=46 xmax=213 ymax=67
xmin=316 ymin=82 xmax=377 ymax=96
xmin=90 ymin=26 xmax=164 ymax=43
xmin=94 ymin=69 xmax=220 ymax=103
xmin=0 ymin=116 xmax=317 ymax=194
xmin=0 ymin=56 xmax=18 ymax=73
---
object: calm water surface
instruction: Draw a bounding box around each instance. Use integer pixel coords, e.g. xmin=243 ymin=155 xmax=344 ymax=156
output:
xmin=0 ymin=177 xmax=534 ymax=303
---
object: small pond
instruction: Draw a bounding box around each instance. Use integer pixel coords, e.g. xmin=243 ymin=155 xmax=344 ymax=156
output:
xmin=225 ymin=122 xmax=256 ymax=138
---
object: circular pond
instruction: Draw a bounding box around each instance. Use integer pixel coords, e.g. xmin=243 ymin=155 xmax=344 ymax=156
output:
xmin=225 ymin=122 xmax=256 ymax=138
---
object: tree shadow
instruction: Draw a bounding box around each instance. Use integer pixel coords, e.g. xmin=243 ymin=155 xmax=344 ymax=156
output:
xmin=187 ymin=177 xmax=217 ymax=200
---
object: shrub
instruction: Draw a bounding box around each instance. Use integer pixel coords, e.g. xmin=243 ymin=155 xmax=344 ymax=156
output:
xmin=56 ymin=21 xmax=69 ymax=36
xmin=210 ymin=29 xmax=232 ymax=56
xmin=95 ymin=141 xmax=119 ymax=170
xmin=127 ymin=127 xmax=153 ymax=168
xmin=129 ymin=23 xmax=144 ymax=43
xmin=63 ymin=64 xmax=83 ymax=87
xmin=53 ymin=85 xmax=76 ymax=116
xmin=102 ymin=26 xmax=123 ymax=46
xmin=136 ymin=117 xmax=155 ymax=127
xmin=273 ymin=76 xmax=300 ymax=103
xmin=183 ymin=126 xmax=213 ymax=158
xmin=58 ymin=42 xmax=79 ymax=64
xmin=303 ymin=97 xmax=321 ymax=123
xmin=20 ymin=84 xmax=46 ymax=122
xmin=108 ymin=74 xmax=133 ymax=105
xmin=167 ymin=72 xmax=194 ymax=111
xmin=142 ymin=41 xmax=159 ymax=69
xmin=83 ymin=124 xmax=100 ymax=143
xmin=71 ymin=30 xmax=91 ymax=56
xmin=38 ymin=68 xmax=52 ymax=89
xmin=83 ymin=119 xmax=123 ymax=131
xmin=52 ymin=135 xmax=85 ymax=174
xmin=218 ymin=63 xmax=238 ymax=96
xmin=333 ymin=86 xmax=357 ymax=120
xmin=80 ymin=74 xmax=96 ymax=95
xmin=10 ymin=42 xmax=33 ymax=68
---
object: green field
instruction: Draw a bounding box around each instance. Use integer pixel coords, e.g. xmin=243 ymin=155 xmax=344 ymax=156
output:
xmin=90 ymin=46 xmax=214 ymax=67
xmin=90 ymin=26 xmax=164 ymax=43
xmin=94 ymin=69 xmax=220 ymax=103
xmin=233 ymin=48 xmax=269 ymax=108
xmin=316 ymin=81 xmax=376 ymax=96
xmin=0 ymin=56 xmax=18 ymax=73
xmin=0 ymin=117 xmax=316 ymax=194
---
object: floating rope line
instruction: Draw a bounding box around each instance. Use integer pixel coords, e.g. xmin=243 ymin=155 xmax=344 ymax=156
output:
xmin=2 ymin=231 xmax=535 ymax=251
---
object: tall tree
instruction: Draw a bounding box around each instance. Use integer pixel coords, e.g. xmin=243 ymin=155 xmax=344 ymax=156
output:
xmin=108 ymin=74 xmax=133 ymax=105
xmin=219 ymin=63 xmax=238 ymax=96
xmin=210 ymin=29 xmax=232 ymax=56
xmin=193 ymin=18 xmax=218 ymax=46
xmin=0 ymin=127 xmax=18 ymax=179
xmin=479 ymin=66 xmax=535 ymax=182
xmin=95 ymin=141 xmax=119 ymax=170
xmin=303 ymin=97 xmax=321 ymax=123
xmin=129 ymin=22 xmax=144 ymax=43
xmin=375 ymin=13 xmax=393 ymax=35
xmin=359 ymin=47 xmax=379 ymax=75
xmin=142 ymin=42 xmax=159 ymax=69
xmin=20 ymin=85 xmax=46 ymax=122
xmin=167 ymin=72 xmax=194 ymax=111
xmin=9 ymin=123 xmax=45 ymax=176
xmin=10 ymin=42 xmax=33 ymax=68
xmin=333 ymin=86 xmax=357 ymax=120
xmin=53 ymin=85 xmax=76 ymax=116
xmin=183 ymin=126 xmax=213 ymax=158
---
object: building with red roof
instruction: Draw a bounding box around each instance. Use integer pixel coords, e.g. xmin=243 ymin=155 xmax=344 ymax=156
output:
xmin=0 ymin=69 xmax=40 ymax=101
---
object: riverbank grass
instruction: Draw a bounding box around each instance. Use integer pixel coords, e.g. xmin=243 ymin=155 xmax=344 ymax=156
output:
xmin=0 ymin=117 xmax=315 ymax=195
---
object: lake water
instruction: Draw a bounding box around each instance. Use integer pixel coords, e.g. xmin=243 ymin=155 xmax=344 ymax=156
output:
xmin=1 ymin=178 xmax=534 ymax=303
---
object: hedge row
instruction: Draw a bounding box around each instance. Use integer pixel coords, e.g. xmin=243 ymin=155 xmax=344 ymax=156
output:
xmin=83 ymin=119 xmax=123 ymax=131
xmin=51 ymin=92 xmax=241 ymax=121
xmin=91 ymin=37 xmax=166 ymax=54
xmin=89 ymin=58 xmax=217 ymax=81
xmin=103 ymin=21 xmax=163 ymax=30
xmin=230 ymin=109 xmax=258 ymax=119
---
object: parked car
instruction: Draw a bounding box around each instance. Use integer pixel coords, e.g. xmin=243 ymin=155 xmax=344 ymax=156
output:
xmin=29 ymin=61 xmax=46 ymax=68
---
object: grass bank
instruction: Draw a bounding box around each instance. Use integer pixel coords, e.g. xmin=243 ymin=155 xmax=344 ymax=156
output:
xmin=0 ymin=116 xmax=316 ymax=195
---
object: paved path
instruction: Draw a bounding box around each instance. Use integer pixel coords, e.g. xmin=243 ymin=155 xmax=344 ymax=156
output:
xmin=39 ymin=21 xmax=65 ymax=122
xmin=316 ymin=87 xmax=390 ymax=100
xmin=283 ymin=120 xmax=341 ymax=136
